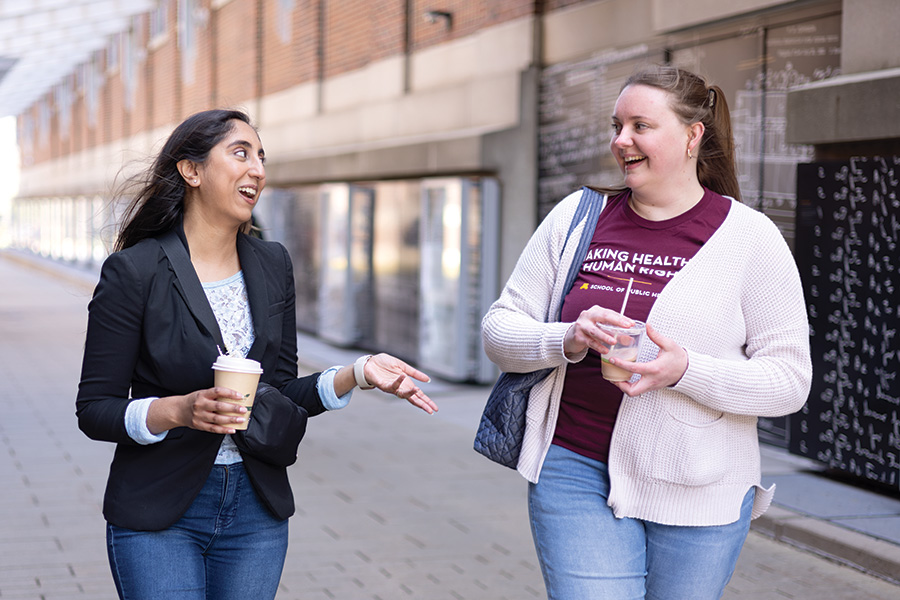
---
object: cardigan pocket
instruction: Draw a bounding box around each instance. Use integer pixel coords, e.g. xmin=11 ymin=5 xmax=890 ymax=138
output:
xmin=649 ymin=409 xmax=728 ymax=487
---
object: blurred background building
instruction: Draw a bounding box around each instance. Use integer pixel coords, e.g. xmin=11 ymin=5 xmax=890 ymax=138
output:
xmin=1 ymin=1 xmax=898 ymax=484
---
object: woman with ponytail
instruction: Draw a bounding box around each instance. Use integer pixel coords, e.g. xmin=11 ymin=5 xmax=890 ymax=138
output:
xmin=482 ymin=65 xmax=811 ymax=599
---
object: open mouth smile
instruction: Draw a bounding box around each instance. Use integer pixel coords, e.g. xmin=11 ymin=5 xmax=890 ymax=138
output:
xmin=623 ymin=155 xmax=647 ymax=168
xmin=238 ymin=186 xmax=258 ymax=200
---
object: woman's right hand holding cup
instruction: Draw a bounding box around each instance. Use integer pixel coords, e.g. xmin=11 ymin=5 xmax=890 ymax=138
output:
xmin=147 ymin=387 xmax=247 ymax=435
xmin=564 ymin=306 xmax=634 ymax=358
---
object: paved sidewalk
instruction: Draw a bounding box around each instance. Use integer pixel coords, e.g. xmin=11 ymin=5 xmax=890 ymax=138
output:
xmin=1 ymin=250 xmax=899 ymax=599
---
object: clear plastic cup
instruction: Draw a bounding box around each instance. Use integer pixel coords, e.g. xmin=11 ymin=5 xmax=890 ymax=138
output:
xmin=599 ymin=321 xmax=645 ymax=382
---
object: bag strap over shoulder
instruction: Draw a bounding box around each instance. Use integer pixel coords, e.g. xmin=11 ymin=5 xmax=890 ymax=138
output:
xmin=555 ymin=187 xmax=607 ymax=320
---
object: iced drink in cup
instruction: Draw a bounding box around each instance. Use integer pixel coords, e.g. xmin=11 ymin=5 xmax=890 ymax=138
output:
xmin=599 ymin=321 xmax=646 ymax=382
xmin=212 ymin=355 xmax=263 ymax=430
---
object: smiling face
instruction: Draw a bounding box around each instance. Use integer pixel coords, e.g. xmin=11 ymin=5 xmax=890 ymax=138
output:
xmin=610 ymin=84 xmax=701 ymax=202
xmin=185 ymin=119 xmax=266 ymax=229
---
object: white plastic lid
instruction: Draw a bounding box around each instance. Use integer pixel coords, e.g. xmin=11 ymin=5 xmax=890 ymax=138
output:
xmin=211 ymin=355 xmax=263 ymax=374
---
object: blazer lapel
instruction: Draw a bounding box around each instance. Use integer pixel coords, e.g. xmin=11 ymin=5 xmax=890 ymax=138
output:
xmin=237 ymin=233 xmax=269 ymax=362
xmin=158 ymin=228 xmax=227 ymax=352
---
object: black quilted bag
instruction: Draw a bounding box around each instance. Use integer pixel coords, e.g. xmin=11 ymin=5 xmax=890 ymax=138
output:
xmin=474 ymin=188 xmax=607 ymax=469
xmin=473 ymin=368 xmax=553 ymax=468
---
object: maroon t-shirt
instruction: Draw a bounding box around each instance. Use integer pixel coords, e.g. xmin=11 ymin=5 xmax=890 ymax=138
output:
xmin=552 ymin=188 xmax=731 ymax=463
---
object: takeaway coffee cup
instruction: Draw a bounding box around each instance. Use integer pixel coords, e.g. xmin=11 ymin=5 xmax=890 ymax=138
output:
xmin=599 ymin=321 xmax=645 ymax=382
xmin=212 ymin=355 xmax=264 ymax=430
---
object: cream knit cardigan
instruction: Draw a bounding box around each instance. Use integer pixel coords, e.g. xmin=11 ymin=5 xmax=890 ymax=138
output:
xmin=481 ymin=190 xmax=812 ymax=526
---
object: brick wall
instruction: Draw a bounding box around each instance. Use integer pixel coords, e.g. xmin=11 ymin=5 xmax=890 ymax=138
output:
xmin=128 ymin=15 xmax=152 ymax=138
xmin=48 ymin=97 xmax=59 ymax=162
xmin=148 ymin=3 xmax=182 ymax=130
xmin=106 ymin=39 xmax=128 ymax=144
xmin=19 ymin=0 xmax=573 ymax=168
xmin=181 ymin=0 xmax=217 ymax=118
xmin=260 ymin=0 xmax=324 ymax=96
xmin=71 ymin=84 xmax=86 ymax=157
xmin=410 ymin=0 xmax=534 ymax=50
xmin=215 ymin=0 xmax=261 ymax=109
xmin=323 ymin=0 xmax=406 ymax=78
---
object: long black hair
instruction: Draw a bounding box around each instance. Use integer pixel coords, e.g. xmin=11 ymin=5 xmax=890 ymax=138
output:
xmin=114 ymin=109 xmax=254 ymax=251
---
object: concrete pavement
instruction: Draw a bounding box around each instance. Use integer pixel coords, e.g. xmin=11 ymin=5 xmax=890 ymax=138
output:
xmin=1 ymin=250 xmax=899 ymax=599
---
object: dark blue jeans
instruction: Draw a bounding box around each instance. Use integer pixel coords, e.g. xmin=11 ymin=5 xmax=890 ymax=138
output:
xmin=107 ymin=463 xmax=288 ymax=600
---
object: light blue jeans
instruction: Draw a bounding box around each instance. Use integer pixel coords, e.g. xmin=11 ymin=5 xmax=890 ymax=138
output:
xmin=528 ymin=444 xmax=753 ymax=600
xmin=107 ymin=463 xmax=289 ymax=600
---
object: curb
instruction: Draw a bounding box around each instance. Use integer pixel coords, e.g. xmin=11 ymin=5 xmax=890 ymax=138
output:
xmin=753 ymin=506 xmax=900 ymax=585
xmin=0 ymin=249 xmax=98 ymax=292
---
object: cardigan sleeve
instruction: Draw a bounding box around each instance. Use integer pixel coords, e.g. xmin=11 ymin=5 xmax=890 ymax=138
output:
xmin=670 ymin=211 xmax=812 ymax=417
xmin=481 ymin=191 xmax=587 ymax=373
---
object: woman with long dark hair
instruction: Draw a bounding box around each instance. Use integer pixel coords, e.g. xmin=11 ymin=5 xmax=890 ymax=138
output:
xmin=77 ymin=108 xmax=438 ymax=599
xmin=482 ymin=65 xmax=811 ymax=599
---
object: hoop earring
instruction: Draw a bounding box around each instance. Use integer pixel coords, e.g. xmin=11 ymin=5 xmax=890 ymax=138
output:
xmin=687 ymin=148 xmax=693 ymax=159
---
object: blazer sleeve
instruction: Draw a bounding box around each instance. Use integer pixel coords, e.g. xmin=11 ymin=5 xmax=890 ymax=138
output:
xmin=269 ymin=244 xmax=327 ymax=417
xmin=76 ymin=249 xmax=149 ymax=444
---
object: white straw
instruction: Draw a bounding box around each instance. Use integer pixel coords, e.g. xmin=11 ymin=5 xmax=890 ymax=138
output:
xmin=619 ymin=278 xmax=634 ymax=314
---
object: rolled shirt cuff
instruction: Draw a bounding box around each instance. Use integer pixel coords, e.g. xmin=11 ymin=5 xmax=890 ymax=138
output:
xmin=124 ymin=397 xmax=169 ymax=445
xmin=318 ymin=366 xmax=352 ymax=410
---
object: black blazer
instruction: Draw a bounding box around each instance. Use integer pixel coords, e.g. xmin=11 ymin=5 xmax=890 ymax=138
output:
xmin=76 ymin=228 xmax=325 ymax=531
